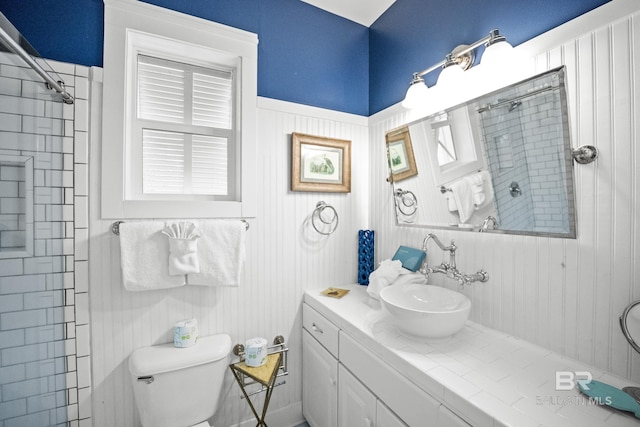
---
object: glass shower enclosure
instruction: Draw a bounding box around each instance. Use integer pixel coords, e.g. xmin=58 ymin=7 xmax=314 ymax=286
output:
xmin=0 ymin=11 xmax=76 ymax=426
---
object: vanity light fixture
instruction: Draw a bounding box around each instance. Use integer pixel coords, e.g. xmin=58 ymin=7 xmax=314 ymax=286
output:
xmin=402 ymin=29 xmax=514 ymax=109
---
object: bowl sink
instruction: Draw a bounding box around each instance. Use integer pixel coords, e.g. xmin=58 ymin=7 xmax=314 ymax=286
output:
xmin=379 ymin=284 xmax=471 ymax=339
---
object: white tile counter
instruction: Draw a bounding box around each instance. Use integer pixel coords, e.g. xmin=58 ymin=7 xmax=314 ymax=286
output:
xmin=304 ymin=284 xmax=640 ymax=427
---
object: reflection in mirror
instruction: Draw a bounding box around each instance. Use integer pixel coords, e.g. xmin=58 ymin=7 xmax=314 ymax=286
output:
xmin=387 ymin=66 xmax=576 ymax=238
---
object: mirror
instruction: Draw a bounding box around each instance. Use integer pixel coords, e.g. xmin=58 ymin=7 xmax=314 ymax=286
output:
xmin=386 ymin=66 xmax=577 ymax=238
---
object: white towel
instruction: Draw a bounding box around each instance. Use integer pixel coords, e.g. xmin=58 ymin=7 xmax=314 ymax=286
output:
xmin=366 ymin=259 xmax=405 ymax=300
xmin=476 ymin=170 xmax=495 ymax=210
xmin=162 ymin=222 xmax=202 ymax=276
xmin=449 ymin=178 xmax=475 ymax=223
xmin=118 ymin=222 xmax=186 ymax=291
xmin=466 ymin=170 xmax=495 ymax=210
xmin=187 ymin=220 xmax=246 ymax=286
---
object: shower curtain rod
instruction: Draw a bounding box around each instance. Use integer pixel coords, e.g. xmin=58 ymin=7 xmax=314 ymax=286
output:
xmin=0 ymin=25 xmax=74 ymax=104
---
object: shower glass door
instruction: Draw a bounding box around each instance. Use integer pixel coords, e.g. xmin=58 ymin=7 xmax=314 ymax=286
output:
xmin=0 ymin=31 xmax=71 ymax=427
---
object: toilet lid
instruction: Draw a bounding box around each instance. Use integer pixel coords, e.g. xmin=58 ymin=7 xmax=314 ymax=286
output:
xmin=191 ymin=422 xmax=210 ymax=427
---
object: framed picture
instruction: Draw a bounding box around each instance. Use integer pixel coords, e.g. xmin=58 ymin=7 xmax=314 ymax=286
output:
xmin=291 ymin=132 xmax=351 ymax=193
xmin=385 ymin=126 xmax=418 ymax=182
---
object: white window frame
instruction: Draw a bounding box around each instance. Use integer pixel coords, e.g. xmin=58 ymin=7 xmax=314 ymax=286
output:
xmin=102 ymin=0 xmax=257 ymax=219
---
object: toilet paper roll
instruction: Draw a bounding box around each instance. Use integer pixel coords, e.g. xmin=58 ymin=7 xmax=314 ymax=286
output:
xmin=245 ymin=337 xmax=268 ymax=367
xmin=174 ymin=318 xmax=198 ymax=348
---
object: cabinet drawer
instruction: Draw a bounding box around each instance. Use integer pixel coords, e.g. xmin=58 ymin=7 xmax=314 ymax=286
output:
xmin=340 ymin=331 xmax=439 ymax=426
xmin=303 ymin=303 xmax=339 ymax=357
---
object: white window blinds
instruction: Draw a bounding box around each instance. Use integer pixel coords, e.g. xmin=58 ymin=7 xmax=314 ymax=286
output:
xmin=136 ymin=55 xmax=234 ymax=197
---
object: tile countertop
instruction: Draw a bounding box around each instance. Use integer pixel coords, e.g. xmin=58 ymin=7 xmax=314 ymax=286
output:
xmin=304 ymin=284 xmax=640 ymax=427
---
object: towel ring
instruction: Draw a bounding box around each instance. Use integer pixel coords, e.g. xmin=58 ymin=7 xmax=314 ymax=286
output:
xmin=620 ymin=300 xmax=640 ymax=355
xmin=394 ymin=188 xmax=418 ymax=216
xmin=311 ymin=202 xmax=339 ymax=235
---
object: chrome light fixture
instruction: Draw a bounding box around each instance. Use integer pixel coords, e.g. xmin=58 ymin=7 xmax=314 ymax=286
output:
xmin=402 ymin=29 xmax=514 ymax=109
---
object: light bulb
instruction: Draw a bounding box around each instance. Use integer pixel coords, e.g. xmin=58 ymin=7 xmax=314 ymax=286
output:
xmin=402 ymin=78 xmax=429 ymax=109
xmin=436 ymin=63 xmax=465 ymax=87
xmin=481 ymin=39 xmax=514 ymax=69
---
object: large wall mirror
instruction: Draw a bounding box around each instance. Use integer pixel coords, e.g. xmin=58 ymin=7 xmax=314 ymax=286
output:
xmin=387 ymin=66 xmax=577 ymax=238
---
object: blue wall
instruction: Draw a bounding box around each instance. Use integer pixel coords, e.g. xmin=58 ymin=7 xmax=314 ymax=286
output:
xmin=0 ymin=0 xmax=370 ymax=115
xmin=0 ymin=0 xmax=610 ymax=116
xmin=369 ymin=0 xmax=609 ymax=114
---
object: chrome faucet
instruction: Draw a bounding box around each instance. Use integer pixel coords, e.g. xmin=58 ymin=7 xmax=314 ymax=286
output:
xmin=420 ymin=233 xmax=489 ymax=287
xmin=479 ymin=216 xmax=498 ymax=232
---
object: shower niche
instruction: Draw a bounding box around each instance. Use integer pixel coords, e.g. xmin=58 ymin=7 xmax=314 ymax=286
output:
xmin=0 ymin=155 xmax=34 ymax=258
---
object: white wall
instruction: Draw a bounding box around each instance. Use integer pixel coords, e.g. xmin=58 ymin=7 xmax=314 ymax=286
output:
xmin=88 ymin=96 xmax=369 ymax=426
xmin=369 ymin=0 xmax=640 ymax=383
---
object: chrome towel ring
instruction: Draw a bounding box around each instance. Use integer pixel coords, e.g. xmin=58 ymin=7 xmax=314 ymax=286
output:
xmin=311 ymin=201 xmax=339 ymax=235
xmin=394 ymin=188 xmax=418 ymax=216
xmin=620 ymin=300 xmax=640 ymax=355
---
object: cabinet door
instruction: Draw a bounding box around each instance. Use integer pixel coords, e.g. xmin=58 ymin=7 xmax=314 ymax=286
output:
xmin=377 ymin=401 xmax=407 ymax=427
xmin=437 ymin=405 xmax=471 ymax=427
xmin=303 ymin=331 xmax=338 ymax=427
xmin=338 ymin=365 xmax=376 ymax=427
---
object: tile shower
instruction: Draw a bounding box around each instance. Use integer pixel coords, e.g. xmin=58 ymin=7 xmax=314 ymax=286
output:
xmin=0 ymin=50 xmax=91 ymax=426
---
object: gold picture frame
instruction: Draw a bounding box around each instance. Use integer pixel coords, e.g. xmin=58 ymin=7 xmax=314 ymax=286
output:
xmin=291 ymin=132 xmax=351 ymax=193
xmin=385 ymin=126 xmax=418 ymax=182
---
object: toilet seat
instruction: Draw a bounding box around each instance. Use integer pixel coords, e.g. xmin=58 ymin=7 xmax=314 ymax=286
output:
xmin=191 ymin=422 xmax=211 ymax=427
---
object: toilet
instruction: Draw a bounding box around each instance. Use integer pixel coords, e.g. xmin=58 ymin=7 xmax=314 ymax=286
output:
xmin=128 ymin=333 xmax=232 ymax=427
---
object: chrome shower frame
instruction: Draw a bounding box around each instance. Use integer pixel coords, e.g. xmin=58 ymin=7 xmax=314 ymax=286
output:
xmin=0 ymin=12 xmax=74 ymax=104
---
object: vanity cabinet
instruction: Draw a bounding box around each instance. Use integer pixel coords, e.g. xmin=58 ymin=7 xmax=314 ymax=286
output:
xmin=302 ymin=302 xmax=470 ymax=427
xmin=302 ymin=304 xmax=339 ymax=427
xmin=338 ymin=364 xmax=406 ymax=427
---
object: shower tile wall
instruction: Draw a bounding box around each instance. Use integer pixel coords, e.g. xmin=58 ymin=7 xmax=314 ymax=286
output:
xmin=0 ymin=53 xmax=91 ymax=427
xmin=480 ymin=82 xmax=569 ymax=234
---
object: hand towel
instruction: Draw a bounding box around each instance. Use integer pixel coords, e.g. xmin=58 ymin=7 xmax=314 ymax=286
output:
xmin=186 ymin=220 xmax=246 ymax=286
xmin=449 ymin=178 xmax=475 ymax=223
xmin=162 ymin=222 xmax=202 ymax=276
xmin=366 ymin=259 xmax=404 ymax=300
xmin=118 ymin=222 xmax=186 ymax=291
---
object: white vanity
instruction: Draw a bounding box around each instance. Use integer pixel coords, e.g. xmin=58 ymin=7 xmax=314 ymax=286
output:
xmin=302 ymin=284 xmax=640 ymax=427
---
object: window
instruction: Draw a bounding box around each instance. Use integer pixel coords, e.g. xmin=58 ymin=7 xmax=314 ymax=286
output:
xmin=102 ymin=0 xmax=257 ymax=219
xmin=134 ymin=55 xmax=235 ymax=199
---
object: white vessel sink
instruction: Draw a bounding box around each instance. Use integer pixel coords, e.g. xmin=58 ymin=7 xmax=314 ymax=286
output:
xmin=379 ymin=284 xmax=471 ymax=339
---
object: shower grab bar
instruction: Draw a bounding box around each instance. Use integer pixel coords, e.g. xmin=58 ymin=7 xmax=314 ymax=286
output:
xmin=0 ymin=20 xmax=74 ymax=104
xmin=110 ymin=219 xmax=250 ymax=235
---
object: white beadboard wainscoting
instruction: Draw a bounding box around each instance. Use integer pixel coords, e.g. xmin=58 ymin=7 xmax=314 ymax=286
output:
xmin=88 ymin=95 xmax=369 ymax=426
xmin=369 ymin=2 xmax=640 ymax=384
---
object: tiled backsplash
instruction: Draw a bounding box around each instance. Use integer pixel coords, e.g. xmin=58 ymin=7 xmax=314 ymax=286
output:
xmin=0 ymin=52 xmax=91 ymax=426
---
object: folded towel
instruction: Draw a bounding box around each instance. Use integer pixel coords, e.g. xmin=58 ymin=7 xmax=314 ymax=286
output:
xmin=366 ymin=259 xmax=405 ymax=300
xmin=162 ymin=222 xmax=202 ymax=276
xmin=187 ymin=220 xmax=246 ymax=286
xmin=467 ymin=172 xmax=486 ymax=207
xmin=475 ymin=170 xmax=495 ymax=210
xmin=445 ymin=193 xmax=458 ymax=212
xmin=450 ymin=178 xmax=475 ymax=223
xmin=118 ymin=222 xmax=185 ymax=291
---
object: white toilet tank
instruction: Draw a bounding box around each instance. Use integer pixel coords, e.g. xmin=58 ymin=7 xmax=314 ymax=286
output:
xmin=128 ymin=333 xmax=232 ymax=427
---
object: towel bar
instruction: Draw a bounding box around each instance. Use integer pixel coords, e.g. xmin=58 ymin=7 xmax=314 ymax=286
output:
xmin=111 ymin=219 xmax=250 ymax=235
